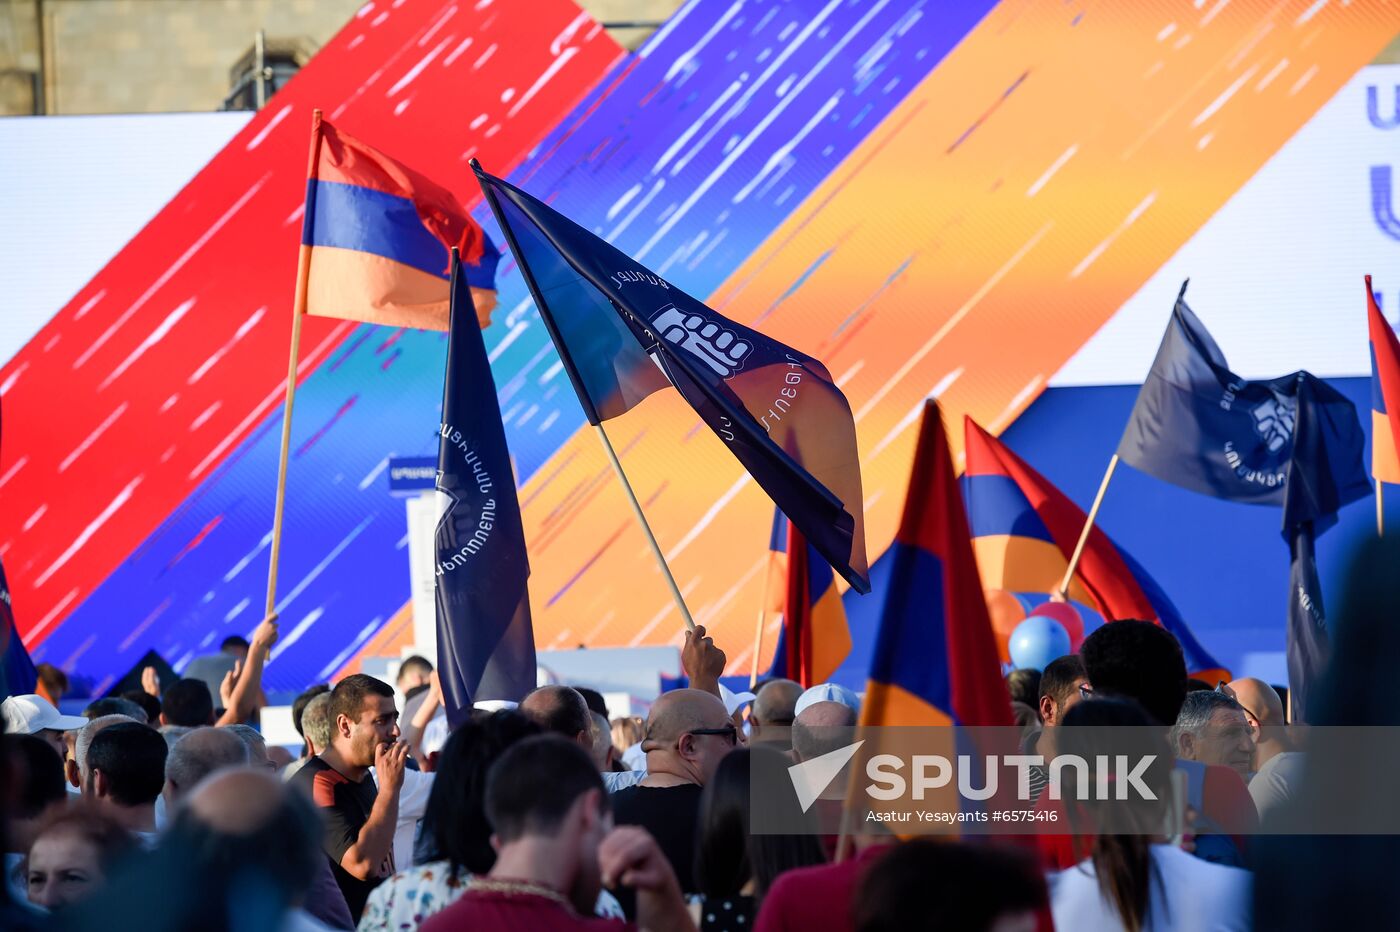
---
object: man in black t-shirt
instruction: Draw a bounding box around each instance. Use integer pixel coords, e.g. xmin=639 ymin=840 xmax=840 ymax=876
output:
xmin=611 ymin=686 xmax=736 ymax=916
xmin=291 ymin=673 xmax=408 ymax=920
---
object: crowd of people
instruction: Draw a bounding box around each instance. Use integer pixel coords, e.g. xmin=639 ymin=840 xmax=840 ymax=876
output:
xmin=0 ymin=540 xmax=1391 ymax=932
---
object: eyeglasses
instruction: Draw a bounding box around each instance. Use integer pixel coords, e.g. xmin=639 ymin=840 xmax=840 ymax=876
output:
xmin=686 ymin=724 xmax=739 ymax=746
xmin=1215 ymin=681 xmax=1261 ymax=735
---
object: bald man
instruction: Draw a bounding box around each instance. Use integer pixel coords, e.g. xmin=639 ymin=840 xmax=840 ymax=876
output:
xmin=1226 ymin=677 xmax=1304 ymax=820
xmin=176 ymin=768 xmax=352 ymax=930
xmin=751 ymin=678 xmax=802 ymax=750
xmin=610 ymin=688 xmax=735 ymax=916
xmin=164 ymin=727 xmax=249 ymax=807
xmin=519 ymin=685 xmax=592 ymax=747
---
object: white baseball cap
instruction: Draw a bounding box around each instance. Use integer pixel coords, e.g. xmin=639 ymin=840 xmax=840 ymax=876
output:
xmin=794 ymin=683 xmax=860 ymax=718
xmin=719 ymin=683 xmax=757 ymax=717
xmin=2 ymin=694 xmax=87 ymax=735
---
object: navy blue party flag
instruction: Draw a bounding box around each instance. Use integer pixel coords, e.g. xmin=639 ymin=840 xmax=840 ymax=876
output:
xmin=472 ymin=164 xmax=869 ymax=592
xmin=434 ymin=252 xmax=535 ymax=726
xmin=1118 ymin=281 xmax=1370 ymax=516
xmin=0 ymin=556 xmax=37 ymax=702
xmin=1118 ymin=282 xmax=1370 ymax=721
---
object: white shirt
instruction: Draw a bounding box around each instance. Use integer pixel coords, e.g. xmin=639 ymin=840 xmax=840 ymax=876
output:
xmin=1050 ymin=845 xmax=1251 ymax=931
xmin=602 ymin=768 xmax=647 ymax=793
xmin=621 ymin=743 xmax=646 ymax=772
xmin=370 ymin=766 xmax=435 ymax=870
xmin=1248 ymin=751 xmax=1305 ymax=822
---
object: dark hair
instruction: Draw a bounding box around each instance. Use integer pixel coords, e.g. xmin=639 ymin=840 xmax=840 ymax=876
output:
xmin=161 ymin=679 xmax=215 ymax=727
xmin=521 ymin=686 xmax=591 ymax=740
xmin=220 ymin=636 xmax=250 ymax=653
xmin=86 ymin=722 xmax=168 ymax=807
xmin=695 ymin=746 xmax=825 ymax=903
xmin=291 ymin=684 xmax=330 ymax=738
xmin=419 ymin=711 xmax=540 ymax=872
xmin=83 ymin=696 xmax=149 ymax=724
xmin=1079 ymin=620 xmax=1187 ymax=726
xmin=329 ymin=674 xmax=394 ymax=729
xmin=1059 ymin=697 xmax=1173 ymax=932
xmin=3 ymin=734 xmax=67 ymax=819
xmin=121 ymin=690 xmax=162 ymax=724
xmin=1039 ymin=655 xmax=1087 ymax=709
xmin=853 ymin=839 xmax=1047 ymax=931
xmin=484 ymin=736 xmax=606 ymax=843
xmin=575 ymin=687 xmax=608 ymax=718
xmin=36 ymin=663 xmax=69 ymax=700
xmin=397 ymin=656 xmax=433 ymax=686
xmin=1005 ymin=668 xmax=1042 ymax=709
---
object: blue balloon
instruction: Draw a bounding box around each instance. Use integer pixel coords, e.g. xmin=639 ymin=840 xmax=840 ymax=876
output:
xmin=1008 ymin=616 xmax=1072 ymax=672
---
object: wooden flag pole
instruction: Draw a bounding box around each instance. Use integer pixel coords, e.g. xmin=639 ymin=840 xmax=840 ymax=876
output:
xmin=1379 ymin=483 xmax=1385 ymax=538
xmin=266 ymin=108 xmax=323 ymax=616
xmin=749 ymin=571 xmax=774 ymax=689
xmin=1057 ymin=454 xmax=1120 ymax=599
xmin=593 ymin=423 xmax=696 ymax=632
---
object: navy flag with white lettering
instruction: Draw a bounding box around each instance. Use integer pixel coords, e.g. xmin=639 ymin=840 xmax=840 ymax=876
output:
xmin=472 ymin=163 xmax=869 ymax=593
xmin=1117 ymin=281 xmax=1369 ymax=514
xmin=435 ymin=252 xmax=535 ymax=726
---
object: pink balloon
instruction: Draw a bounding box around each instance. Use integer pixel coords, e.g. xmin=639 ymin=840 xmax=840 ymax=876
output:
xmin=1030 ymin=601 xmax=1085 ymax=651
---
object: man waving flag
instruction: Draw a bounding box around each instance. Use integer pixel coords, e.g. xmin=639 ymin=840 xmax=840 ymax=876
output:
xmin=434 ymin=252 xmax=535 ymax=726
xmin=472 ymin=163 xmax=868 ymax=592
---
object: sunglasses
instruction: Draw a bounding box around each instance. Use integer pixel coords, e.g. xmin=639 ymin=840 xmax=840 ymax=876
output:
xmin=686 ymin=724 xmax=739 ymax=746
xmin=1215 ymin=681 xmax=1261 ymax=732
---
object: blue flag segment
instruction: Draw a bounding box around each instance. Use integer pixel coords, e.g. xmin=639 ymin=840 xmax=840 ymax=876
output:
xmin=1287 ymin=523 xmax=1327 ymax=724
xmin=1118 ymin=281 xmax=1370 ymax=720
xmin=434 ymin=252 xmax=535 ymax=725
xmin=472 ymin=164 xmax=869 ymax=593
xmin=1118 ymin=281 xmax=1370 ymax=522
xmin=0 ymin=556 xmax=37 ymax=702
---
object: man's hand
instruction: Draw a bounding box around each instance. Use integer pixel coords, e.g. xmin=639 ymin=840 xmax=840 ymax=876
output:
xmin=600 ymin=826 xmax=680 ymax=894
xmin=375 ymin=741 xmax=410 ymax=796
xmin=251 ymin=612 xmax=279 ymax=652
xmin=682 ymin=624 xmax=726 ymax=696
xmin=219 ymin=660 xmax=243 ymax=710
xmin=141 ymin=666 xmax=161 ymax=698
xmin=601 ymin=826 xmax=694 ymax=931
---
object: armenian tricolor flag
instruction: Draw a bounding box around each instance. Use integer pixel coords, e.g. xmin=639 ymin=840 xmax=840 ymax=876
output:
xmin=962 ymin=416 xmax=1228 ymax=681
xmin=861 ymin=401 xmax=1011 ymax=728
xmin=300 ymin=113 xmax=501 ymax=329
xmin=767 ymin=510 xmax=852 ymax=687
xmin=1366 ymin=275 xmax=1400 ymax=485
